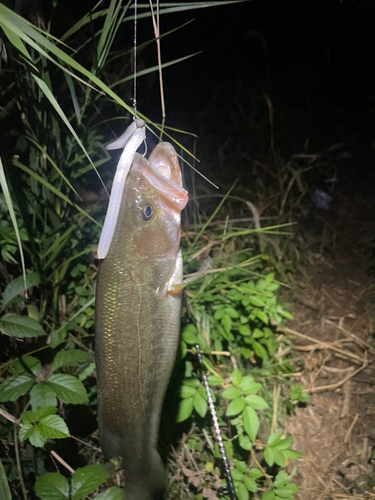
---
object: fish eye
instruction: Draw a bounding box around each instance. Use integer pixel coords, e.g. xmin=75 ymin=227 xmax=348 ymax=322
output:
xmin=140 ymin=203 xmax=153 ymax=221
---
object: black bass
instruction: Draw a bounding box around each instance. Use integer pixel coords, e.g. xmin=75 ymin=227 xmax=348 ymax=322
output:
xmin=95 ymin=122 xmax=188 ymax=499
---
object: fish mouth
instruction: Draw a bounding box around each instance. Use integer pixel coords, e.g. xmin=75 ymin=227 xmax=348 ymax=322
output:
xmin=135 ymin=144 xmax=188 ymax=211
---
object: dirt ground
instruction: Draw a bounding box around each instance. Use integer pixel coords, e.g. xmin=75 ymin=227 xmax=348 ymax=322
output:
xmin=283 ymin=182 xmax=375 ymax=499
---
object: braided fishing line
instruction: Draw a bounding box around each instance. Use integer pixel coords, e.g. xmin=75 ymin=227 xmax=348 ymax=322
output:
xmin=183 ymin=293 xmax=237 ymax=500
xmin=194 ymin=344 xmax=238 ymax=500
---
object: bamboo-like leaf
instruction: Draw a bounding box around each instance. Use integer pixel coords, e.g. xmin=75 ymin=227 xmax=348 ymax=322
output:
xmin=13 ymin=159 xmax=100 ymax=227
xmin=25 ymin=136 xmax=80 ymax=198
xmin=0 ymin=157 xmax=27 ymax=294
xmin=0 ymin=458 xmax=12 ymax=500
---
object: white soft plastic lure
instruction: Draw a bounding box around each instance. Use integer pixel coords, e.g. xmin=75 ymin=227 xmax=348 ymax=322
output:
xmin=98 ymin=119 xmax=146 ymax=260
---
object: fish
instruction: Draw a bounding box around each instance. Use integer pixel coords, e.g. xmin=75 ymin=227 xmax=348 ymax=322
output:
xmin=95 ymin=128 xmax=188 ymax=499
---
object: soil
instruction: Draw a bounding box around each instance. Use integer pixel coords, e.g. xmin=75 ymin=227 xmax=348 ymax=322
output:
xmin=283 ymin=170 xmax=375 ymax=500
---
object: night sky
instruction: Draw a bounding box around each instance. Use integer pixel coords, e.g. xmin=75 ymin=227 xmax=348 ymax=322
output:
xmin=134 ymin=0 xmax=375 ymax=166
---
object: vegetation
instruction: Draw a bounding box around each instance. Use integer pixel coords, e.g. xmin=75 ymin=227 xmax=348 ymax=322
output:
xmin=0 ymin=2 xmax=306 ymax=499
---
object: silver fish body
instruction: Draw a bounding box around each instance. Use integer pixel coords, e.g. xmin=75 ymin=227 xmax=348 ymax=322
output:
xmin=95 ymin=143 xmax=188 ymax=499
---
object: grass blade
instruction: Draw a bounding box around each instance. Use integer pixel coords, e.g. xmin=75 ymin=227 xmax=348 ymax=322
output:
xmin=0 ymin=158 xmax=27 ymax=295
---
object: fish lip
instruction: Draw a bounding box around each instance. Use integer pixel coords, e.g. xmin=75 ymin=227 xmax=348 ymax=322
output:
xmin=135 ymin=154 xmax=188 ymax=210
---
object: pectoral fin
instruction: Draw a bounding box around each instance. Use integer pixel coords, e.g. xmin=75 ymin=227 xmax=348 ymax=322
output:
xmin=168 ymin=256 xmax=213 ymax=294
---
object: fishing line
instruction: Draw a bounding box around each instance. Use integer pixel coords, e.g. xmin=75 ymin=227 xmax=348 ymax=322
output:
xmin=183 ymin=293 xmax=238 ymax=500
xmin=132 ymin=0 xmax=138 ymax=119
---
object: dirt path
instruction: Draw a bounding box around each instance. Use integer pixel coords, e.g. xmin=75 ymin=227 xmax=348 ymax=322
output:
xmin=284 ymin=180 xmax=375 ymax=499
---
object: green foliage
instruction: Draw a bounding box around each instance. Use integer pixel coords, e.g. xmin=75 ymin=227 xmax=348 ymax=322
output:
xmin=174 ymin=252 xmax=302 ymax=498
xmin=0 ymin=2 xmax=304 ymax=499
xmin=19 ymin=407 xmax=69 ymax=448
xmin=289 ymin=384 xmax=310 ymax=404
xmin=34 ymin=464 xmax=109 ymax=500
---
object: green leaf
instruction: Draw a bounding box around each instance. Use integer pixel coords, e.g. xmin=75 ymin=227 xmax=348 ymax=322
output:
xmin=214 ymin=308 xmax=224 ymax=320
xmin=240 ymin=347 xmax=252 ymax=359
xmin=34 ymin=472 xmax=69 ymax=500
xmin=273 ymin=448 xmax=286 ymax=467
xmin=94 ymin=486 xmax=124 ymax=500
xmin=236 ymin=482 xmax=249 ymax=500
xmin=231 ymin=468 xmax=244 ymax=481
xmin=26 ymin=425 xmax=45 ymax=447
xmin=282 ymin=449 xmax=302 ymax=460
xmin=231 ymin=369 xmax=242 ymax=386
xmin=242 ymin=406 xmax=259 ymax=442
xmin=221 ymin=314 xmax=232 ymax=334
xmin=38 ymin=415 xmax=69 ymax=439
xmin=253 ymin=341 xmax=267 ymax=359
xmin=245 ymin=395 xmax=269 ymax=410
xmin=22 ymin=406 xmax=56 ymax=424
xmin=0 ymin=313 xmax=46 ymax=338
xmin=262 ymin=490 xmax=275 ymax=500
xmin=0 ymin=374 xmax=34 ymax=402
xmin=0 ymin=457 xmax=12 ymax=500
xmin=256 ymin=310 xmax=269 ymax=324
xmin=52 ymin=349 xmax=94 ymax=371
xmin=176 ymin=397 xmax=194 ymax=422
xmin=275 ymin=437 xmax=292 ymax=450
xmin=193 ymin=391 xmax=208 ymax=418
xmin=2 ymin=271 xmax=41 ymax=307
xmin=286 ymin=482 xmax=298 ymax=493
xmin=238 ymin=434 xmax=252 ymax=450
xmin=77 ymin=362 xmax=95 ymax=381
xmin=267 ymin=432 xmax=282 ymax=447
xmin=30 ymin=383 xmax=57 ymax=410
xmin=274 ymin=486 xmax=295 ymax=498
xmin=249 ymin=468 xmax=263 ymax=479
xmin=19 ymin=423 xmax=35 ymax=443
xmin=12 ymin=355 xmax=41 ymax=375
xmin=248 ymin=296 xmax=265 ymax=307
xmin=182 ymin=378 xmax=200 ymax=388
xmin=253 ymin=328 xmax=264 ymax=339
xmin=273 ymin=470 xmax=289 ymax=487
xmin=207 ymin=375 xmax=223 ymax=385
xmin=71 ymin=464 xmax=109 ymax=500
xmin=181 ymin=324 xmax=198 ymax=344
xmin=226 ymin=397 xmax=246 ymax=417
xmin=222 ymin=387 xmax=241 ymax=400
xmin=264 ymin=447 xmax=275 ymax=467
xmin=180 ymin=385 xmax=197 ymax=398
xmin=239 ymin=324 xmax=251 ymax=336
xmin=238 ymin=376 xmax=255 ymax=391
xmin=244 ymin=476 xmax=258 ymax=493
xmin=47 ymin=374 xmax=88 ymax=404
xmin=234 ymin=461 xmax=247 ymax=473
xmin=225 ymin=307 xmax=239 ymax=318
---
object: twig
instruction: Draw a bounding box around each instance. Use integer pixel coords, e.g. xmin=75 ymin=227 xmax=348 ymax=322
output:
xmin=51 ymin=450 xmax=75 ymax=474
xmin=68 ymin=333 xmax=94 ymax=354
xmin=271 ymin=385 xmax=280 ymax=434
xmin=148 ymin=0 xmax=165 ymax=139
xmin=325 ymin=319 xmax=375 ymax=355
xmin=0 ymin=408 xmax=17 ymax=423
xmin=279 ymin=326 xmax=365 ymax=363
xmin=306 ymin=362 xmax=369 ymax=394
xmin=13 ymin=425 xmax=27 ymax=500
xmin=344 ymin=413 xmax=359 ymax=443
xmin=250 ymin=448 xmax=273 ymax=489
xmin=70 ymin=435 xmax=101 ymax=452
xmin=183 ymin=260 xmax=259 ymax=279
